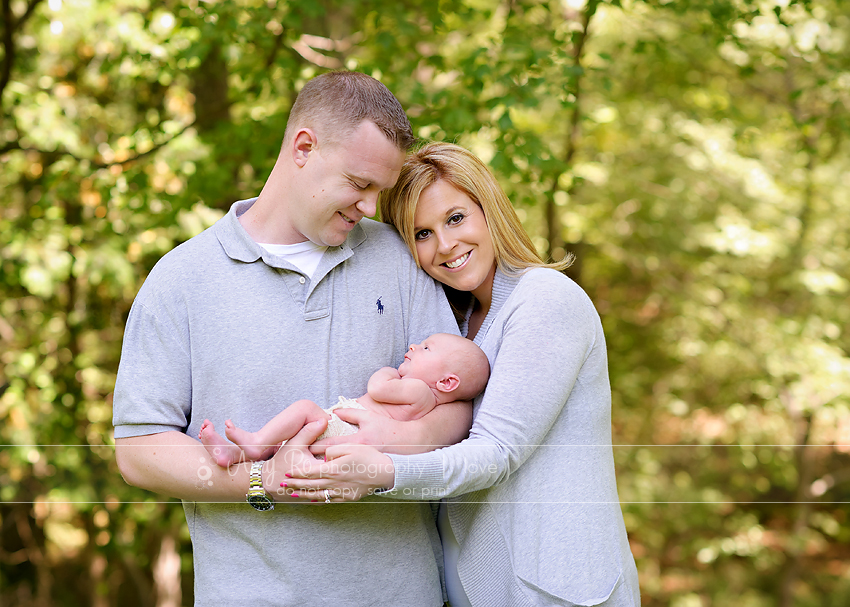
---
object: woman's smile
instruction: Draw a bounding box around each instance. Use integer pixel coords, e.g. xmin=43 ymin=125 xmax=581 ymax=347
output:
xmin=413 ymin=180 xmax=497 ymax=303
xmin=444 ymin=251 xmax=470 ymax=269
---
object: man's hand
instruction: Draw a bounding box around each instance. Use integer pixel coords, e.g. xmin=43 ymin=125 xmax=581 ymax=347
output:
xmin=263 ymin=418 xmax=329 ymax=499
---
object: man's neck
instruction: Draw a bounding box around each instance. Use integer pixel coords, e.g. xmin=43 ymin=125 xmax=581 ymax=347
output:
xmin=239 ymin=168 xmax=303 ymax=245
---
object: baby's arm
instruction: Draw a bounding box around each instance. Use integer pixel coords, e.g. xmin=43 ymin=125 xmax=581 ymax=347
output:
xmin=367 ymin=369 xmax=437 ymax=421
xmin=366 ymin=367 xmax=403 ymax=395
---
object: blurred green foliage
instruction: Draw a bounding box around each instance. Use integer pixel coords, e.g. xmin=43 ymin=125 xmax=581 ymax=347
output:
xmin=1 ymin=0 xmax=848 ymax=605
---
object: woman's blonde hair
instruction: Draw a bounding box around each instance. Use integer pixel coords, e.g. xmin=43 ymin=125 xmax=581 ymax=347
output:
xmin=380 ymin=141 xmax=573 ymax=273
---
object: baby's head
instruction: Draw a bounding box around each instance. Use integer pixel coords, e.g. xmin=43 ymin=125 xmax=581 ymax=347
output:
xmin=399 ymin=333 xmax=490 ymax=402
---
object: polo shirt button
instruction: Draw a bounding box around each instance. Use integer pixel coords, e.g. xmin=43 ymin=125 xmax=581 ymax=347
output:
xmin=299 ymin=276 xmax=306 ymax=284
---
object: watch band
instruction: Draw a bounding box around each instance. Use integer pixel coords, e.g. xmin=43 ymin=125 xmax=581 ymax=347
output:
xmin=246 ymin=461 xmax=274 ymax=511
xmin=248 ymin=461 xmax=264 ymax=491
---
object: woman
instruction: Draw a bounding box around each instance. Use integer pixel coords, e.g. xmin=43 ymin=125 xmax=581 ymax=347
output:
xmin=289 ymin=142 xmax=640 ymax=606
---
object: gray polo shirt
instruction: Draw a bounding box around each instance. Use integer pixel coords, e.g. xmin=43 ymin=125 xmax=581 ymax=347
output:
xmin=113 ymin=199 xmax=458 ymax=606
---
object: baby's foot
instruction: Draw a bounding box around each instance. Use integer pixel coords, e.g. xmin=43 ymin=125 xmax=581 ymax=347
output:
xmin=224 ymin=420 xmax=273 ymax=461
xmin=199 ymin=419 xmax=243 ymax=467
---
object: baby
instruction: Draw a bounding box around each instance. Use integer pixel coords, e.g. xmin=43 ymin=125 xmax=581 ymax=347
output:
xmin=199 ymin=333 xmax=490 ymax=467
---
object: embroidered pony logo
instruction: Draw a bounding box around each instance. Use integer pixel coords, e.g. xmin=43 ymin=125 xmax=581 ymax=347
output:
xmin=376 ymin=297 xmax=384 ymax=315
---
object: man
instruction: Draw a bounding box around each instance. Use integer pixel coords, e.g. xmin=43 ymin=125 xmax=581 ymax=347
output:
xmin=113 ymin=71 xmax=469 ymax=605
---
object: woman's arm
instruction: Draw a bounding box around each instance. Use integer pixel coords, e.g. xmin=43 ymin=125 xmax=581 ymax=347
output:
xmin=308 ymin=399 xmax=473 ymax=457
xmin=289 ymin=272 xmax=602 ymax=501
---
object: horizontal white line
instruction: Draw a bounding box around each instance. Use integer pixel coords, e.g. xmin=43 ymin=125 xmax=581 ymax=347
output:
xmin=7 ymin=501 xmax=849 ymax=505
xmin=3 ymin=444 xmax=846 ymax=448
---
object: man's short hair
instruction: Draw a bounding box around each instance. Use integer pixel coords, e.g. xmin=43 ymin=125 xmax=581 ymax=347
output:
xmin=284 ymin=71 xmax=415 ymax=151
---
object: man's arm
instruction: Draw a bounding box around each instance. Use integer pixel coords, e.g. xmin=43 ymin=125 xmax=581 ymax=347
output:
xmin=116 ymin=420 xmax=328 ymax=502
xmin=116 ymin=432 xmax=250 ymax=501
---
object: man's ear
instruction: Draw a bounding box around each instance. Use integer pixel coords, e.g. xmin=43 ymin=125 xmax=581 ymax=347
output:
xmin=436 ymin=374 xmax=460 ymax=394
xmin=291 ymin=128 xmax=318 ymax=168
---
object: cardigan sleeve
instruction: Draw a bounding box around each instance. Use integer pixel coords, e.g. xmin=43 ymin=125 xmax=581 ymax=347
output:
xmin=384 ymin=271 xmax=602 ymax=499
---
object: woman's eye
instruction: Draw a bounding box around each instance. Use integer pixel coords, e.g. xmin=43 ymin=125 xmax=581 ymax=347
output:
xmin=448 ymin=213 xmax=464 ymax=225
xmin=414 ymin=230 xmax=431 ymax=241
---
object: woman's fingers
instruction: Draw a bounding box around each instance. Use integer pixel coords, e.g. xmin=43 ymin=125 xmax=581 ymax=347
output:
xmin=310 ymin=410 xmax=369 ymax=453
xmin=289 ymin=454 xmax=343 ymax=479
xmin=286 ymin=447 xmax=395 ymax=496
xmin=285 ymin=484 xmax=362 ymax=503
xmin=280 ymin=446 xmax=394 ymax=504
xmin=330 ymin=407 xmax=366 ymax=425
xmin=281 ymin=460 xmax=339 ymax=498
xmin=278 ymin=478 xmax=328 ymax=500
xmin=293 ymin=487 xmax=334 ymax=502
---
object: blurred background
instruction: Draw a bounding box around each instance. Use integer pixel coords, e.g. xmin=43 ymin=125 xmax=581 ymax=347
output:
xmin=1 ymin=0 xmax=848 ymax=605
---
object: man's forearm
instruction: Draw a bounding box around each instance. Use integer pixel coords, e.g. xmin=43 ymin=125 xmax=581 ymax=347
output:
xmin=116 ymin=428 xmax=325 ymax=502
xmin=116 ymin=432 xmax=253 ymax=502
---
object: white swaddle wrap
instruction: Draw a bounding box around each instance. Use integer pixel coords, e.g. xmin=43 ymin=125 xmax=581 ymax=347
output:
xmin=316 ymin=396 xmax=364 ymax=440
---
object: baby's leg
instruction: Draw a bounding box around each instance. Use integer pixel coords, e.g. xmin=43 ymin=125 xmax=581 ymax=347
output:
xmin=225 ymin=399 xmax=330 ymax=461
xmin=199 ymin=419 xmax=245 ymax=468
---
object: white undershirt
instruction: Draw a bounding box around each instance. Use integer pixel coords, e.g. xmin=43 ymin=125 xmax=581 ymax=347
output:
xmin=258 ymin=240 xmax=327 ymax=280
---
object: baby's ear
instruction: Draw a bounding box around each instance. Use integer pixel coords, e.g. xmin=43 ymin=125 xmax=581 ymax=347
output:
xmin=435 ymin=374 xmax=460 ymax=394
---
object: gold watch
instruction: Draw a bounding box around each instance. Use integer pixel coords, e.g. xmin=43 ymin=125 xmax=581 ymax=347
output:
xmin=246 ymin=461 xmax=274 ymax=511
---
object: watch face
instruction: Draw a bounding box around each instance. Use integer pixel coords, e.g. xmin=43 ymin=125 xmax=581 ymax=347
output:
xmin=247 ymin=494 xmax=274 ymax=511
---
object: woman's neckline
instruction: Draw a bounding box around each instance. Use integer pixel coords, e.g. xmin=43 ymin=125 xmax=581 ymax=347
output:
xmin=460 ymin=267 xmax=524 ymax=344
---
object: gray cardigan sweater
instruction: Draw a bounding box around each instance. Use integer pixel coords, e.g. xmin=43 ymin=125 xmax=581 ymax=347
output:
xmin=386 ymin=267 xmax=640 ymax=606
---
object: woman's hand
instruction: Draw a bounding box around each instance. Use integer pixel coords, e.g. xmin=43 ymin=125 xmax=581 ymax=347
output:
xmin=283 ymin=445 xmax=395 ymax=503
xmin=309 ymin=402 xmax=472 ymax=458
xmin=308 ymin=407 xmax=396 ymax=458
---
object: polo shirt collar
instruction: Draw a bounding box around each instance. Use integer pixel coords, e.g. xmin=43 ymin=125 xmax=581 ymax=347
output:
xmin=215 ymin=198 xmax=367 ymax=268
